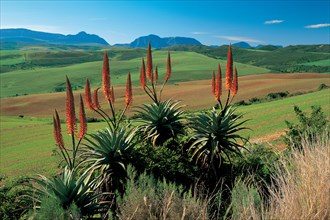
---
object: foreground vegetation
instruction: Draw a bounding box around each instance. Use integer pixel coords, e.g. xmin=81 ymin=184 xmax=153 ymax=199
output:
xmin=0 ymin=43 xmax=329 ymax=219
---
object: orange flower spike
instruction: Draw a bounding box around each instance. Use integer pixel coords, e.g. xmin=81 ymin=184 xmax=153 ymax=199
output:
xmin=225 ymin=44 xmax=233 ymax=90
xmin=164 ymin=51 xmax=171 ymax=83
xmin=231 ymin=67 xmax=238 ymax=96
xmin=146 ymin=42 xmax=153 ymax=82
xmin=154 ymin=65 xmax=158 ymax=84
xmin=215 ymin=64 xmax=222 ymax=100
xmin=78 ymin=95 xmax=87 ymax=139
xmin=53 ymin=110 xmax=64 ymax=147
xmin=93 ymin=88 xmax=101 ymax=109
xmin=110 ymin=86 xmax=115 ymax=104
xmin=102 ymin=51 xmax=111 ymax=101
xmin=66 ymin=76 xmax=76 ymax=136
xmin=85 ymin=79 xmax=94 ymax=110
xmin=140 ymin=58 xmax=146 ymax=89
xmin=211 ymin=70 xmax=215 ymax=96
xmin=125 ymin=72 xmax=133 ymax=108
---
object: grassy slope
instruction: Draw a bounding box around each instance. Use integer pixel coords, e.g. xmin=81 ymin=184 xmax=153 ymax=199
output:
xmin=0 ymin=50 xmax=269 ymax=97
xmin=1 ymin=89 xmax=329 ymax=177
xmin=167 ymin=44 xmax=330 ymax=73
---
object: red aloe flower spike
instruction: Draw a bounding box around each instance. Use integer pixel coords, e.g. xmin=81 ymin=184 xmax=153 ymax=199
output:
xmin=93 ymin=88 xmax=101 ymax=109
xmin=164 ymin=51 xmax=171 ymax=83
xmin=54 ymin=110 xmax=64 ymax=147
xmin=102 ymin=51 xmax=111 ymax=101
xmin=110 ymin=86 xmax=115 ymax=104
xmin=154 ymin=65 xmax=158 ymax=83
xmin=125 ymin=72 xmax=133 ymax=108
xmin=225 ymin=44 xmax=233 ymax=90
xmin=78 ymin=95 xmax=87 ymax=139
xmin=215 ymin=64 xmax=222 ymax=100
xmin=85 ymin=79 xmax=94 ymax=110
xmin=146 ymin=42 xmax=153 ymax=82
xmin=231 ymin=66 xmax=238 ymax=96
xmin=66 ymin=76 xmax=76 ymax=136
xmin=140 ymin=58 xmax=146 ymax=89
xmin=211 ymin=70 xmax=215 ymax=96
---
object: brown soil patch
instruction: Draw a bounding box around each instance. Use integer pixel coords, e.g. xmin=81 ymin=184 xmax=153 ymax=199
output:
xmin=1 ymin=73 xmax=329 ymax=118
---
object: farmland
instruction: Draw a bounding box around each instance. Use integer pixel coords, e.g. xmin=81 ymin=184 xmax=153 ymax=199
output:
xmin=0 ymin=49 xmax=269 ymax=97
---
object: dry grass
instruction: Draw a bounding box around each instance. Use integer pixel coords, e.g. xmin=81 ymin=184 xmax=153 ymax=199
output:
xmin=266 ymin=131 xmax=330 ymax=220
xmin=236 ymin=131 xmax=330 ymax=220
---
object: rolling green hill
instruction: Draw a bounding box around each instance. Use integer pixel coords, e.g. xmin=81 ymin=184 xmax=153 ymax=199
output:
xmin=0 ymin=50 xmax=269 ymax=97
xmin=166 ymin=44 xmax=330 ymax=73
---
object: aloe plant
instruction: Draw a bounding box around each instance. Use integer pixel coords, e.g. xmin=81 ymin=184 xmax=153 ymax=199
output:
xmin=135 ymin=100 xmax=185 ymax=146
xmin=82 ymin=125 xmax=136 ymax=194
xmin=28 ymin=167 xmax=105 ymax=217
xmin=189 ymin=106 xmax=248 ymax=180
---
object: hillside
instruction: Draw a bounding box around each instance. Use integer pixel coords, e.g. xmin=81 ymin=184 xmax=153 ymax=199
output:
xmin=166 ymin=44 xmax=330 ymax=73
xmin=0 ymin=50 xmax=269 ymax=97
xmin=0 ymin=28 xmax=109 ymax=45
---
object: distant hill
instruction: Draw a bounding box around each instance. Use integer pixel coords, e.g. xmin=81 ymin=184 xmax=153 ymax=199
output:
xmin=166 ymin=44 xmax=330 ymax=73
xmin=128 ymin=34 xmax=202 ymax=48
xmin=0 ymin=28 xmax=109 ymax=45
xmin=256 ymin=44 xmax=283 ymax=49
xmin=232 ymin=42 xmax=252 ymax=48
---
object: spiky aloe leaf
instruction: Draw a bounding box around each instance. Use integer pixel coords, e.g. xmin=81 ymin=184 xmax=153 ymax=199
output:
xmin=134 ymin=100 xmax=185 ymax=146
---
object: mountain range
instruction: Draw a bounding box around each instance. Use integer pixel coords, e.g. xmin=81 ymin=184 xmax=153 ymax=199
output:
xmin=0 ymin=28 xmax=282 ymax=49
xmin=0 ymin=28 xmax=109 ymax=45
xmin=114 ymin=34 xmax=202 ymax=48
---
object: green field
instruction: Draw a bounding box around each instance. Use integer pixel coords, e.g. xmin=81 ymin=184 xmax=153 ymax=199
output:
xmin=300 ymin=59 xmax=330 ymax=66
xmin=0 ymin=50 xmax=269 ymax=97
xmin=1 ymin=89 xmax=329 ymax=178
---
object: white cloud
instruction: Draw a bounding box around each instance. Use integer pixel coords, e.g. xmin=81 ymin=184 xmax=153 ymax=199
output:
xmin=214 ymin=35 xmax=263 ymax=43
xmin=191 ymin=31 xmax=209 ymax=35
xmin=264 ymin=20 xmax=285 ymax=24
xmin=304 ymin=23 xmax=330 ymax=29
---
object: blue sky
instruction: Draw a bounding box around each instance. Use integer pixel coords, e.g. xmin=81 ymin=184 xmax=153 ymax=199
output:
xmin=1 ymin=0 xmax=329 ymax=46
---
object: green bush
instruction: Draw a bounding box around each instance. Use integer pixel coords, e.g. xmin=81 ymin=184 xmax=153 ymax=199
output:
xmin=132 ymin=138 xmax=198 ymax=187
xmin=283 ymin=105 xmax=329 ymax=149
xmin=30 ymin=196 xmax=81 ymax=220
xmin=233 ymin=143 xmax=279 ymax=184
xmin=113 ymin=165 xmax=208 ymax=219
xmin=226 ymin=177 xmax=262 ymax=220
xmin=0 ymin=176 xmax=31 ymax=220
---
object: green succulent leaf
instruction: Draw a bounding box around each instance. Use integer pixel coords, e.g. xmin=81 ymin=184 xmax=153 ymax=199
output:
xmin=134 ymin=100 xmax=185 ymax=146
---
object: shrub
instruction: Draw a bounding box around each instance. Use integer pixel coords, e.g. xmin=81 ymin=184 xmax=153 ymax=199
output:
xmin=266 ymin=91 xmax=289 ymax=100
xmin=233 ymin=143 xmax=279 ymax=184
xmin=226 ymin=177 xmax=262 ymax=220
xmin=318 ymin=83 xmax=329 ymax=90
xmin=0 ymin=176 xmax=31 ymax=220
xmin=30 ymin=196 xmax=81 ymax=220
xmin=132 ymin=138 xmax=199 ymax=187
xmin=283 ymin=105 xmax=329 ymax=149
xmin=114 ymin=165 xmax=209 ymax=219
